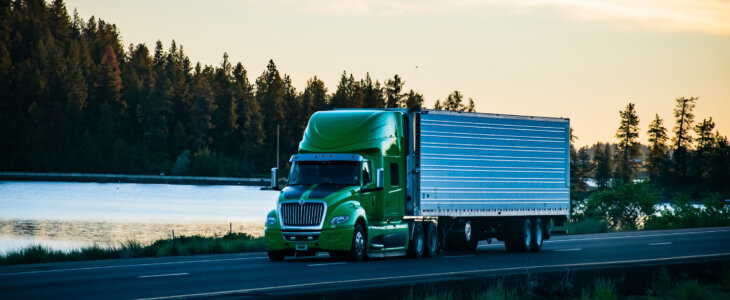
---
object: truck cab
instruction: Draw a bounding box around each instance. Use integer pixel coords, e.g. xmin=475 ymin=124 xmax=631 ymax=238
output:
xmin=264 ymin=110 xmax=416 ymax=261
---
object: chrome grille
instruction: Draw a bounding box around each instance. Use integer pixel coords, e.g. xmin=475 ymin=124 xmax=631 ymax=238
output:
xmin=281 ymin=202 xmax=325 ymax=226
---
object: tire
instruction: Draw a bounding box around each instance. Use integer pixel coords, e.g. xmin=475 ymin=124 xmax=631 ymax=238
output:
xmin=407 ymin=222 xmax=425 ymax=258
xmin=349 ymin=223 xmax=367 ymax=262
xmin=424 ymin=222 xmax=439 ymax=258
xmin=267 ymin=250 xmax=286 ymax=261
xmin=504 ymin=218 xmax=531 ymax=253
xmin=530 ymin=218 xmax=544 ymax=252
xmin=543 ymin=218 xmax=552 ymax=240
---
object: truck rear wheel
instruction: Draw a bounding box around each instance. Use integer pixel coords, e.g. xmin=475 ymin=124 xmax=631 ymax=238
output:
xmin=530 ymin=218 xmax=544 ymax=252
xmin=424 ymin=222 xmax=439 ymax=258
xmin=504 ymin=218 xmax=531 ymax=253
xmin=349 ymin=223 xmax=366 ymax=262
xmin=407 ymin=222 xmax=424 ymax=258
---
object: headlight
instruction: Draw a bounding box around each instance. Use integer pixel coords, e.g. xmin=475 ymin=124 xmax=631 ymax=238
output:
xmin=267 ymin=216 xmax=277 ymax=225
xmin=330 ymin=215 xmax=350 ymax=225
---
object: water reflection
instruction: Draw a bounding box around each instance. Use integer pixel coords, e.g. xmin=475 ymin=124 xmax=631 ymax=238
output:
xmin=0 ymin=219 xmax=264 ymax=254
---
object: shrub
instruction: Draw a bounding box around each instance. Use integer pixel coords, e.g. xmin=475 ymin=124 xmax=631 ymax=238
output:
xmin=584 ymin=182 xmax=660 ymax=230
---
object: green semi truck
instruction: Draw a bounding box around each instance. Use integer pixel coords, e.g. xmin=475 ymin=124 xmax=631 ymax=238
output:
xmin=264 ymin=109 xmax=570 ymax=261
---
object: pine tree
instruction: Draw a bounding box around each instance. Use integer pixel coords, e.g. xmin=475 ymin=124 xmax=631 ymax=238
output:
xmin=443 ymin=91 xmax=466 ymax=111
xmin=693 ymin=117 xmax=716 ymax=181
xmin=466 ymin=98 xmax=475 ymax=112
xmin=574 ymin=147 xmax=593 ymax=192
xmin=646 ymin=114 xmax=668 ymax=181
xmin=614 ymin=102 xmax=640 ymax=183
xmin=331 ymin=71 xmax=351 ymax=108
xmin=255 ymin=59 xmax=285 ymax=166
xmin=672 ymin=97 xmax=697 ymax=177
xmin=385 ymin=74 xmax=403 ymax=108
xmin=281 ymin=74 xmax=301 ymax=166
xmin=189 ymin=65 xmax=216 ymax=151
xmin=433 ymin=100 xmax=442 ymax=110
xmin=361 ymin=73 xmax=384 ymax=108
xmin=404 ymin=90 xmax=424 ymax=110
xmin=593 ymin=143 xmax=613 ymax=189
xmin=233 ymin=62 xmax=264 ymax=170
xmin=302 ymin=76 xmax=328 ymax=121
xmin=94 ymin=44 xmax=127 ymax=151
xmin=673 ymin=97 xmax=697 ymax=150
xmin=211 ymin=53 xmax=238 ymax=155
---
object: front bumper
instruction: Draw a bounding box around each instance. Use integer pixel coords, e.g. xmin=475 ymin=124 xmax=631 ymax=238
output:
xmin=265 ymin=225 xmax=354 ymax=252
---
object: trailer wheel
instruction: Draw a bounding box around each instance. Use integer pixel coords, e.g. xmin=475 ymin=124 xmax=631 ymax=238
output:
xmin=349 ymin=223 xmax=367 ymax=262
xmin=504 ymin=218 xmax=531 ymax=253
xmin=543 ymin=218 xmax=552 ymax=240
xmin=530 ymin=218 xmax=544 ymax=252
xmin=407 ymin=222 xmax=424 ymax=258
xmin=424 ymin=222 xmax=439 ymax=258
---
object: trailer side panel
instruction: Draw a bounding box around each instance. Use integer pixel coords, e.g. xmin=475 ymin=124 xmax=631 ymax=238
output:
xmin=418 ymin=111 xmax=570 ymax=217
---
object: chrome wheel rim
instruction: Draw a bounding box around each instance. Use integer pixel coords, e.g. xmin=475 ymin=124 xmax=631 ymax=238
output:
xmin=536 ymin=222 xmax=543 ymax=246
xmin=416 ymin=232 xmax=423 ymax=253
xmin=354 ymin=231 xmax=365 ymax=255
xmin=524 ymin=221 xmax=531 ymax=247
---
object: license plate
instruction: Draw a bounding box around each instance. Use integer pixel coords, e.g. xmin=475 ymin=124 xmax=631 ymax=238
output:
xmin=296 ymin=243 xmax=308 ymax=251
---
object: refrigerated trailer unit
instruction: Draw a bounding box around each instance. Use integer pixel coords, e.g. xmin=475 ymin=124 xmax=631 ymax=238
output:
xmin=264 ymin=109 xmax=570 ymax=261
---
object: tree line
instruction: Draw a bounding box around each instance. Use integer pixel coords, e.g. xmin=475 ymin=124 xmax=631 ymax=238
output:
xmin=0 ymin=0 xmax=475 ymax=177
xmin=568 ymin=97 xmax=729 ymax=230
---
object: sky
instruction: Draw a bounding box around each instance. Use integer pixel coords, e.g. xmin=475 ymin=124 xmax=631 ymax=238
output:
xmin=64 ymin=0 xmax=730 ymax=147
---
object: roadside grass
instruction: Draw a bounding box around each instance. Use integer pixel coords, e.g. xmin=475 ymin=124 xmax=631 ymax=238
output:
xmin=0 ymin=233 xmax=264 ymax=266
xmin=401 ymin=267 xmax=730 ymax=300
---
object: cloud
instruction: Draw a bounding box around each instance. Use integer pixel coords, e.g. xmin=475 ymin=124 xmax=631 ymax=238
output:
xmin=297 ymin=0 xmax=730 ymax=35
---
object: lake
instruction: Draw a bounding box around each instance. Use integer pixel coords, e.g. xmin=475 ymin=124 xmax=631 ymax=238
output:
xmin=0 ymin=181 xmax=278 ymax=254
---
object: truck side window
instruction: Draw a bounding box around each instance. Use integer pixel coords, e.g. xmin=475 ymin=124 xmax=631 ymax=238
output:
xmin=390 ymin=163 xmax=399 ymax=186
xmin=363 ymin=161 xmax=372 ymax=184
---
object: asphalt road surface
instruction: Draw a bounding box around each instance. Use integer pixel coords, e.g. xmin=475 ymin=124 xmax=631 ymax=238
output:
xmin=1 ymin=227 xmax=729 ymax=299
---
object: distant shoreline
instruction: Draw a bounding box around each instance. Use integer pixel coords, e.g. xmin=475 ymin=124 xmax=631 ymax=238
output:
xmin=0 ymin=172 xmax=271 ymax=186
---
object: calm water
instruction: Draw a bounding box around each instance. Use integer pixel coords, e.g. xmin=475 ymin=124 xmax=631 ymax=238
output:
xmin=0 ymin=181 xmax=278 ymax=254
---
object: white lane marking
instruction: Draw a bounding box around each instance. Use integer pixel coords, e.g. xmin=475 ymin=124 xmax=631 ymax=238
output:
xmin=649 ymin=242 xmax=672 ymax=246
xmin=307 ymin=262 xmax=348 ymax=267
xmin=0 ymin=256 xmax=268 ymax=277
xmin=137 ymin=252 xmax=730 ymax=300
xmin=547 ymin=229 xmax=730 ymax=243
xmin=554 ymin=248 xmax=582 ymax=252
xmin=138 ymin=273 xmax=189 ymax=279
xmin=442 ymin=255 xmax=475 ymax=258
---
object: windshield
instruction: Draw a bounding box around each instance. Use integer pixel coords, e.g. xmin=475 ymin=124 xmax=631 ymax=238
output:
xmin=289 ymin=161 xmax=360 ymax=186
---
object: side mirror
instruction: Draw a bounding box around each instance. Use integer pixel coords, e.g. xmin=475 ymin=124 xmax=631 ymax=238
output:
xmin=271 ymin=167 xmax=279 ymax=189
xmin=375 ymin=168 xmax=384 ymax=189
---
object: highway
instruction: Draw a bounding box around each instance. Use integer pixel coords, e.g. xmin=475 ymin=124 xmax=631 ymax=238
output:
xmin=1 ymin=227 xmax=729 ymax=299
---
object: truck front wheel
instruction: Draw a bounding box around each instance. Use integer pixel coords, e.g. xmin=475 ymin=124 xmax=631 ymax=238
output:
xmin=349 ymin=223 xmax=367 ymax=262
xmin=267 ymin=250 xmax=287 ymax=261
